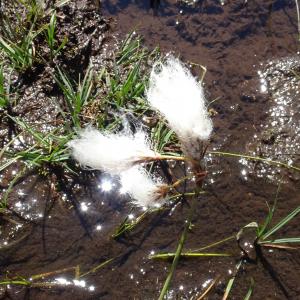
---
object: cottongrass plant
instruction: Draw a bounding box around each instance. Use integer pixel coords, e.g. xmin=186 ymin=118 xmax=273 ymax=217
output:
xmin=69 ymin=56 xmax=213 ymax=207
xmin=147 ymin=55 xmax=213 ymax=165
xmin=68 ymin=127 xmax=172 ymax=207
xmin=68 ymin=127 xmax=157 ymax=175
xmin=120 ymin=166 xmax=169 ymax=207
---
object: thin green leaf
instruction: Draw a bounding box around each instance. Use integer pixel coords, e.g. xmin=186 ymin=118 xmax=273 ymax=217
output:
xmin=150 ymin=252 xmax=231 ymax=259
xmin=258 ymin=183 xmax=281 ymax=238
xmin=243 ymin=278 xmax=254 ymax=300
xmin=260 ymin=206 xmax=300 ymax=241
xmin=260 ymin=237 xmax=300 ymax=244
xmin=209 ymin=151 xmax=300 ymax=172
xmin=158 ymin=222 xmax=189 ymax=300
xmin=222 ymin=260 xmax=243 ymax=300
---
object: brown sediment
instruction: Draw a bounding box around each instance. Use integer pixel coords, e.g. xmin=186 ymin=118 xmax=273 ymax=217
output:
xmin=0 ymin=0 xmax=300 ymax=299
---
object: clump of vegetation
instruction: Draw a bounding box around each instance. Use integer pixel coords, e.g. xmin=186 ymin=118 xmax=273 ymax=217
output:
xmin=1 ymin=1 xmax=300 ymax=299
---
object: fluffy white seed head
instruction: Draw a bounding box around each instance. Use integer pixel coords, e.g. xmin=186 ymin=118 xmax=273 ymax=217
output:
xmin=120 ymin=166 xmax=168 ymax=208
xmin=68 ymin=127 xmax=156 ymax=175
xmin=147 ymin=56 xmax=213 ymax=150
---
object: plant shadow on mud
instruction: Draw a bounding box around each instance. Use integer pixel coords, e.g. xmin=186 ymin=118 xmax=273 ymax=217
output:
xmin=0 ymin=0 xmax=300 ymax=299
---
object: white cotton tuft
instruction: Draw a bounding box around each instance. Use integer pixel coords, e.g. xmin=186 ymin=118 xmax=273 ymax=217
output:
xmin=120 ymin=166 xmax=168 ymax=208
xmin=147 ymin=56 xmax=213 ymax=144
xmin=68 ymin=127 xmax=156 ymax=175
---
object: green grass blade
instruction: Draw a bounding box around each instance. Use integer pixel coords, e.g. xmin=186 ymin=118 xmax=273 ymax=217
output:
xmin=243 ymin=278 xmax=254 ymax=300
xmin=0 ymin=65 xmax=8 ymax=108
xmin=260 ymin=206 xmax=300 ymax=241
xmin=79 ymin=258 xmax=115 ymax=278
xmin=0 ymin=156 xmax=21 ymax=172
xmin=258 ymin=183 xmax=281 ymax=238
xmin=260 ymin=237 xmax=300 ymax=244
xmin=1 ymin=167 xmax=27 ymax=209
xmin=0 ymin=280 xmax=30 ymax=286
xmin=209 ymin=151 xmax=300 ymax=172
xmin=158 ymin=222 xmax=189 ymax=300
xmin=222 ymin=277 xmax=235 ymax=300
xmin=191 ymin=235 xmax=235 ymax=253
xmin=150 ymin=252 xmax=231 ymax=259
xmin=222 ymin=260 xmax=242 ymax=300
xmin=78 ymin=64 xmax=94 ymax=106
xmin=55 ymin=0 xmax=71 ymax=7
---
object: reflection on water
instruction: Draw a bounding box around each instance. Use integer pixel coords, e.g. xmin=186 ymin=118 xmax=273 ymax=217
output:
xmin=80 ymin=202 xmax=89 ymax=212
xmin=98 ymin=178 xmax=114 ymax=192
xmin=1 ymin=1 xmax=300 ymax=299
xmin=51 ymin=277 xmax=95 ymax=292
xmin=13 ymin=195 xmax=43 ymax=220
xmin=242 ymin=56 xmax=300 ymax=181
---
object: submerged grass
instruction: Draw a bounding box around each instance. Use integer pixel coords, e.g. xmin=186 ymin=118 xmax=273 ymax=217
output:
xmin=222 ymin=260 xmax=243 ymax=300
xmin=257 ymin=204 xmax=300 ymax=246
xmin=238 ymin=185 xmax=300 ymax=248
xmin=227 ymin=186 xmax=300 ymax=298
xmin=197 ymin=276 xmax=219 ymax=300
xmin=156 ymin=191 xmax=229 ymax=299
xmin=209 ymin=151 xmax=300 ymax=172
xmin=158 ymin=212 xmax=191 ymax=300
xmin=112 ymin=191 xmax=204 ymax=238
xmin=0 ymin=257 xmax=114 ymax=290
xmin=0 ymin=3 xmax=300 ymax=298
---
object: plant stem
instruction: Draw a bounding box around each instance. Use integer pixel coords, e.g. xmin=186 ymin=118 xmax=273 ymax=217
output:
xmin=151 ymin=252 xmax=231 ymax=259
xmin=208 ymin=151 xmax=300 ymax=172
xmin=158 ymin=221 xmax=189 ymax=300
xmin=138 ymin=154 xmax=186 ymax=164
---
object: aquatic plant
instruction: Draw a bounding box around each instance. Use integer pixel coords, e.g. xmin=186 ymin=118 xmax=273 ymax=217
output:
xmin=68 ymin=127 xmax=158 ymax=175
xmin=0 ymin=65 xmax=10 ymax=109
xmin=45 ymin=11 xmax=68 ymax=60
xmin=0 ymin=32 xmax=37 ymax=72
xmin=222 ymin=186 xmax=300 ymax=299
xmin=54 ymin=65 xmax=94 ymax=128
xmin=0 ymin=0 xmax=46 ymax=72
xmin=147 ymin=55 xmax=213 ymax=165
xmin=120 ymin=166 xmax=168 ymax=207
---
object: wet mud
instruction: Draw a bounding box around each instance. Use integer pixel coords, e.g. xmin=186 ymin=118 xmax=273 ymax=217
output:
xmin=1 ymin=0 xmax=300 ymax=299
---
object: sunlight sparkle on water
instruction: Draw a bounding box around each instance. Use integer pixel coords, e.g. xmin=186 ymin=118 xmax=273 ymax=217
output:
xmin=17 ymin=189 xmax=26 ymax=196
xmin=73 ymin=279 xmax=86 ymax=288
xmin=54 ymin=277 xmax=94 ymax=291
xmin=243 ymin=56 xmax=300 ymax=182
xmin=202 ymin=278 xmax=212 ymax=288
xmin=99 ymin=179 xmax=113 ymax=192
xmin=241 ymin=169 xmax=247 ymax=176
xmin=140 ymin=268 xmax=146 ymax=275
xmin=15 ymin=201 xmax=22 ymax=208
xmin=80 ymin=202 xmax=89 ymax=212
xmin=55 ymin=277 xmax=71 ymax=285
xmin=119 ymin=186 xmax=127 ymax=194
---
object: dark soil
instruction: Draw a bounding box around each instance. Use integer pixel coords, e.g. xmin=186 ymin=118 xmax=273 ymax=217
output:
xmin=1 ymin=0 xmax=300 ymax=299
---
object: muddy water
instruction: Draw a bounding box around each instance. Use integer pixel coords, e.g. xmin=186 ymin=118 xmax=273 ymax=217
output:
xmin=1 ymin=0 xmax=300 ymax=299
xmin=100 ymin=1 xmax=300 ymax=298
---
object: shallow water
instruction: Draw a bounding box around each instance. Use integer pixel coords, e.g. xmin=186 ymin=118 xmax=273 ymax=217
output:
xmin=1 ymin=0 xmax=300 ymax=299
